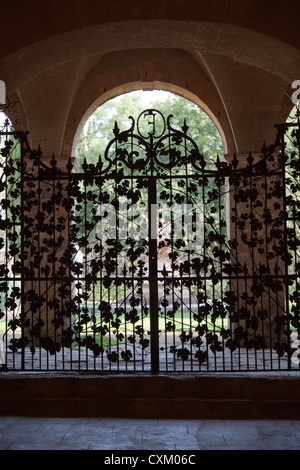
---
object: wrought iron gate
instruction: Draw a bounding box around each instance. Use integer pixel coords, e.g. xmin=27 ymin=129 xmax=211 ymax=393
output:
xmin=1 ymin=108 xmax=300 ymax=373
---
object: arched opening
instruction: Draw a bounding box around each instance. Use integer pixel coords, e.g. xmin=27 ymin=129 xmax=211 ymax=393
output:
xmin=74 ymin=89 xmax=225 ymax=166
xmin=71 ymin=86 xmax=227 ymax=158
xmin=69 ymin=90 xmax=228 ymax=372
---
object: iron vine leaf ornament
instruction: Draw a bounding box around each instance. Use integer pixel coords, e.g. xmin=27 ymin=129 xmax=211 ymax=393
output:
xmin=0 ymin=109 xmax=299 ymax=371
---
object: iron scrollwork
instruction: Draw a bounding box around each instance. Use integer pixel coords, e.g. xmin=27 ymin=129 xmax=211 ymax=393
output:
xmin=0 ymin=108 xmax=299 ymax=372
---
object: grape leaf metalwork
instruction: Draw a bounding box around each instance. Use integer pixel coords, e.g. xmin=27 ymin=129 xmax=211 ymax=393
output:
xmin=0 ymin=109 xmax=299 ymax=372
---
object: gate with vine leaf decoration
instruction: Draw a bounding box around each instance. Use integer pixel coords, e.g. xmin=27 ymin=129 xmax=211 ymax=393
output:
xmin=1 ymin=108 xmax=300 ymax=373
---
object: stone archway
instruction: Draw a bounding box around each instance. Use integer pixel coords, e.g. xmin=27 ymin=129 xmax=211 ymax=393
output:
xmin=69 ymin=82 xmax=229 ymax=159
xmin=2 ymin=17 xmax=300 ymax=93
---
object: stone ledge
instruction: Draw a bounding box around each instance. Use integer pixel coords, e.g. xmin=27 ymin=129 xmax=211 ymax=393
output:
xmin=0 ymin=372 xmax=300 ymax=401
xmin=0 ymin=397 xmax=300 ymax=419
xmin=0 ymin=372 xmax=300 ymax=419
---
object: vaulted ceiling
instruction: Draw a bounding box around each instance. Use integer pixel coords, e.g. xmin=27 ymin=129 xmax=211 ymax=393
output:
xmin=1 ymin=0 xmax=299 ymax=156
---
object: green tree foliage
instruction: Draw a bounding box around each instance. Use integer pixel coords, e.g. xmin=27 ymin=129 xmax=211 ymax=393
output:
xmin=285 ymin=105 xmax=300 ymax=155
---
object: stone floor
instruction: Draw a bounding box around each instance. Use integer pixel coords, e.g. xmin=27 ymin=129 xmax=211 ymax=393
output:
xmin=0 ymin=416 xmax=300 ymax=450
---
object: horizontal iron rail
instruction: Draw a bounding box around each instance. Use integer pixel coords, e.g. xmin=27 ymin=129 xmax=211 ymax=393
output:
xmin=10 ymin=273 xmax=297 ymax=282
xmin=22 ymin=169 xmax=285 ymax=182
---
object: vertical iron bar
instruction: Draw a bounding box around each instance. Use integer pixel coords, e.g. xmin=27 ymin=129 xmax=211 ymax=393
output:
xmin=4 ymin=130 xmax=9 ymax=370
xmin=264 ymin=168 xmax=272 ymax=369
xmin=4 ymin=130 xmax=9 ymax=369
xmin=100 ymin=241 xmax=104 ymax=371
xmin=280 ymin=127 xmax=292 ymax=370
xmin=202 ymin=172 xmax=209 ymax=370
xmin=163 ymin=274 xmax=168 ymax=372
xmin=115 ymin=174 xmax=119 ymax=372
xmin=233 ymin=174 xmax=239 ymax=371
xmin=84 ymin=176 xmax=88 ymax=370
xmin=292 ymin=202 xmax=299 ymax=370
xmin=20 ymin=136 xmax=26 ymax=371
xmin=244 ymin=265 xmax=249 ymax=370
xmin=38 ymin=156 xmax=42 ymax=369
xmin=148 ymin=175 xmax=159 ymax=374
xmin=67 ymin=160 xmax=73 ymax=371
xmin=249 ymin=161 xmax=258 ymax=370
xmin=169 ymin=167 xmax=176 ymax=373
xmin=219 ymin=178 xmax=225 ymax=371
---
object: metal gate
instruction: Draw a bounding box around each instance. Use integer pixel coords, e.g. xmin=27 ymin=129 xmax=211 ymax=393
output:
xmin=0 ymin=108 xmax=300 ymax=373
